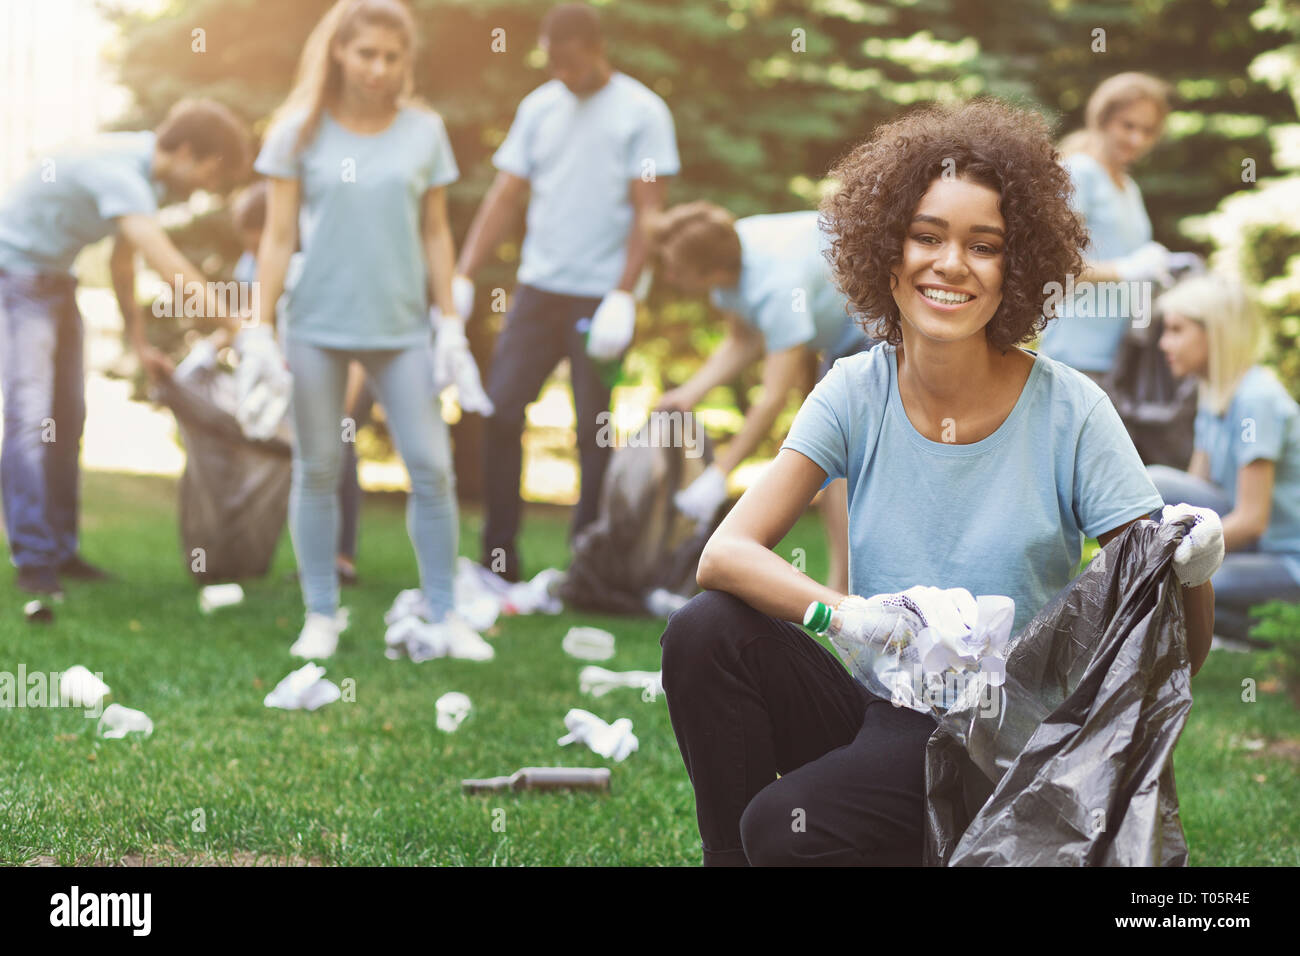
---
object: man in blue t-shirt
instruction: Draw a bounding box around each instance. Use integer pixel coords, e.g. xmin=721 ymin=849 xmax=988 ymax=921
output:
xmin=0 ymin=100 xmax=250 ymax=602
xmin=455 ymin=3 xmax=680 ymax=581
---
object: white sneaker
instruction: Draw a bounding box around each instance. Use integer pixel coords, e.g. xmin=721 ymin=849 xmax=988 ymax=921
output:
xmin=436 ymin=613 xmax=495 ymax=661
xmin=290 ymin=608 xmax=348 ymax=660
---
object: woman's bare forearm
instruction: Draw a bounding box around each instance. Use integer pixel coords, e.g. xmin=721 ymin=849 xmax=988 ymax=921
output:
xmin=698 ymin=534 xmax=845 ymax=623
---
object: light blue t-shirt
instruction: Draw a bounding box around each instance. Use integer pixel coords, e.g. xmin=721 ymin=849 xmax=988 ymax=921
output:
xmin=0 ymin=131 xmax=165 ymax=276
xmin=782 ymin=342 xmax=1165 ymax=635
xmin=255 ymin=106 xmax=459 ymax=349
xmin=1038 ymin=152 xmax=1153 ymax=373
xmin=709 ymin=211 xmax=854 ymax=354
xmin=493 ymin=72 xmax=680 ymax=297
xmin=1195 ymin=365 xmax=1300 ymax=580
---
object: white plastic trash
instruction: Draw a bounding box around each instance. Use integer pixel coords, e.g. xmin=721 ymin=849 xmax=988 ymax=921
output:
xmin=198 ymin=583 xmax=245 ymax=614
xmin=579 ymin=666 xmax=663 ymax=700
xmin=436 ymin=691 xmax=472 ymax=732
xmin=562 ymin=626 xmax=615 ymax=661
xmin=97 ymin=703 xmax=153 ymax=739
xmin=59 ymin=666 xmax=110 ymax=709
xmin=264 ymin=663 xmax=341 ymax=711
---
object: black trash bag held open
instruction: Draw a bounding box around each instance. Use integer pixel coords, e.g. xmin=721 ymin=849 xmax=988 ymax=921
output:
xmin=559 ymin=417 xmax=721 ymax=615
xmin=924 ymin=516 xmax=1194 ymax=866
xmin=150 ymin=363 xmax=291 ymax=583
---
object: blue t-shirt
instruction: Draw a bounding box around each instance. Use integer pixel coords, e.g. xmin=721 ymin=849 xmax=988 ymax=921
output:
xmin=782 ymin=342 xmax=1165 ymax=635
xmin=0 ymin=131 xmax=164 ymax=276
xmin=1038 ymin=152 xmax=1153 ymax=373
xmin=254 ymin=106 xmax=459 ymax=349
xmin=709 ymin=211 xmax=854 ymax=354
xmin=493 ymin=72 xmax=680 ymax=297
xmin=1195 ymin=366 xmax=1300 ymax=579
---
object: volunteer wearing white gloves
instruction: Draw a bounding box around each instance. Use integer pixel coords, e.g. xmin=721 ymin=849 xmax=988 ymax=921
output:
xmin=659 ymin=100 xmax=1217 ymax=867
xmin=650 ymin=202 xmax=874 ymax=592
xmin=454 ymin=4 xmax=679 ymax=581
xmin=1148 ymin=275 xmax=1300 ymax=641
xmin=248 ymin=0 xmax=489 ymax=660
xmin=1039 ymin=73 xmax=1185 ymax=380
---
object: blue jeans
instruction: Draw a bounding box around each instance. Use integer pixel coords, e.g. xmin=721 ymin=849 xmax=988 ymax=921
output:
xmin=1147 ymin=464 xmax=1300 ymax=639
xmin=481 ymin=284 xmax=611 ymax=568
xmin=0 ymin=271 xmax=85 ymax=571
xmin=285 ymin=338 xmax=456 ymax=618
xmin=337 ymin=380 xmax=373 ymax=562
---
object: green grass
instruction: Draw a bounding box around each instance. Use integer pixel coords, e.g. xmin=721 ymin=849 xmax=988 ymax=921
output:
xmin=1 ymin=470 xmax=1298 ymax=865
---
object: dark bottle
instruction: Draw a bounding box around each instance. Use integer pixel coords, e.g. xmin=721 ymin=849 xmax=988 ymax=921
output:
xmin=461 ymin=767 xmax=611 ymax=794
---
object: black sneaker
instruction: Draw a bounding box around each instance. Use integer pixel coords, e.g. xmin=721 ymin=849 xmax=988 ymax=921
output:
xmin=57 ymin=555 xmax=113 ymax=581
xmin=480 ymin=550 xmax=521 ymax=584
xmin=17 ymin=565 xmax=63 ymax=597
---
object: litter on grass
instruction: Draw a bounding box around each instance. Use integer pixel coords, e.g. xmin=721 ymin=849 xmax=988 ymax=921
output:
xmin=578 ymin=666 xmax=662 ymax=699
xmin=557 ymin=708 xmax=638 ymax=762
xmin=436 ymin=691 xmax=472 ymax=732
xmin=59 ymin=666 xmax=110 ymax=709
xmin=199 ymin=583 xmax=245 ymax=613
xmin=264 ymin=663 xmax=341 ymax=712
xmin=97 ymin=703 xmax=153 ymax=739
xmin=562 ymin=627 xmax=616 ymax=661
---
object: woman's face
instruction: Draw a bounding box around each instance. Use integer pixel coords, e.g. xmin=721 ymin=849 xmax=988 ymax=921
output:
xmin=1159 ymin=310 xmax=1209 ymax=379
xmin=1099 ymin=99 xmax=1163 ymax=169
xmin=890 ymin=176 xmax=1006 ymax=347
xmin=334 ymin=23 xmax=408 ymax=105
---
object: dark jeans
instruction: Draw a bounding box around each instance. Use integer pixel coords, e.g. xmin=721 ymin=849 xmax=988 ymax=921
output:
xmin=0 ymin=270 xmax=85 ymax=571
xmin=337 ymin=380 xmax=373 ymax=561
xmin=660 ymin=590 xmax=939 ymax=866
xmin=481 ymin=284 xmax=611 ymax=569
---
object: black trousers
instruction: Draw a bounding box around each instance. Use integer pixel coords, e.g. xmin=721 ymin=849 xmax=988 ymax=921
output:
xmin=660 ymin=590 xmax=939 ymax=866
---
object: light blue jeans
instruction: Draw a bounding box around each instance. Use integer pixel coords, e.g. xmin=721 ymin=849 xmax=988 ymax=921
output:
xmin=284 ymin=337 xmax=456 ymax=619
xmin=1147 ymin=464 xmax=1300 ymax=639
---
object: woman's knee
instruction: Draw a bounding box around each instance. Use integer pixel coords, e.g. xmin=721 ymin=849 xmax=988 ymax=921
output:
xmin=659 ymin=590 xmax=756 ymax=684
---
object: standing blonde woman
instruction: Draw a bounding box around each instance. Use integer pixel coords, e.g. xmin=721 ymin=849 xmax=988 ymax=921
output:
xmin=247 ymin=0 xmax=492 ymax=660
xmin=1149 ymin=274 xmax=1300 ymax=641
xmin=1040 ymin=72 xmax=1181 ymax=380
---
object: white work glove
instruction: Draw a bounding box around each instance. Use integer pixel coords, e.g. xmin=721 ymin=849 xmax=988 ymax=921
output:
xmin=557 ymin=707 xmax=639 ymax=762
xmin=1115 ymin=241 xmax=1173 ymax=285
xmin=452 ymin=274 xmax=475 ymax=321
xmin=234 ymin=325 xmax=292 ymax=441
xmin=585 ymin=289 xmax=636 ymax=362
xmin=673 ymin=466 xmax=729 ymax=525
xmin=429 ymin=312 xmax=494 ymax=416
xmin=1162 ymin=503 xmax=1225 ymax=587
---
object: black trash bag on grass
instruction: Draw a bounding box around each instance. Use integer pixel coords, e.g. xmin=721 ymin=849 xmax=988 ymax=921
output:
xmin=925 ymin=515 xmax=1194 ymax=866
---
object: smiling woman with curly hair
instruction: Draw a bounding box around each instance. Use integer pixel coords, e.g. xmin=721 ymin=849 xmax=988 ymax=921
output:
xmin=657 ymin=97 xmax=1221 ymax=867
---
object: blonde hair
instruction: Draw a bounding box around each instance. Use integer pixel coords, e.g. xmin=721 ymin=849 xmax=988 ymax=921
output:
xmin=1059 ymin=72 xmax=1173 ymax=162
xmin=647 ymin=201 xmax=743 ymax=280
xmin=1157 ymin=274 xmax=1265 ymax=415
xmin=271 ymin=0 xmax=418 ymax=156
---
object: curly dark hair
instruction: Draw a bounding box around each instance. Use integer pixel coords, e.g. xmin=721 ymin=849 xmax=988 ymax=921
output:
xmin=820 ymin=98 xmax=1087 ymax=350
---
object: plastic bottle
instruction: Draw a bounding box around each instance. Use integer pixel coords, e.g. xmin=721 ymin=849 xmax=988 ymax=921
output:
xmin=461 ymin=767 xmax=612 ymax=794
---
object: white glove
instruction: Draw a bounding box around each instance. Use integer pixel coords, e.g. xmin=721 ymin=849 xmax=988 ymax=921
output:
xmin=673 ymin=466 xmax=729 ymax=525
xmin=1162 ymin=503 xmax=1225 ymax=587
xmin=452 ymin=274 xmax=475 ymax=321
xmin=1115 ymin=241 xmax=1173 ymax=285
xmin=234 ymin=325 xmax=291 ymax=441
xmin=557 ymin=708 xmax=639 ymax=762
xmin=429 ymin=313 xmax=494 ymax=417
xmin=585 ymin=289 xmax=636 ymax=362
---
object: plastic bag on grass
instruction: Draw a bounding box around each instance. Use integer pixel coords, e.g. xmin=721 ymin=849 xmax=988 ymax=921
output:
xmin=924 ymin=515 xmax=1194 ymax=867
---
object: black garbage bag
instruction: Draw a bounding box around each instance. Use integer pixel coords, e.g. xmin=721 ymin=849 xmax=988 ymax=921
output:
xmin=924 ymin=515 xmax=1194 ymax=866
xmin=559 ymin=416 xmax=722 ymax=615
xmin=149 ymin=363 xmax=292 ymax=583
xmin=1102 ymin=303 xmax=1198 ymax=469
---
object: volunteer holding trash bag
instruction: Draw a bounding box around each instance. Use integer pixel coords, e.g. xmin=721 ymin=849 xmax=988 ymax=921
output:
xmin=1149 ymin=274 xmax=1300 ymax=642
xmin=659 ymin=99 xmax=1220 ymax=867
xmin=649 ymin=201 xmax=873 ymax=593
xmin=244 ymin=0 xmax=492 ymax=660
xmin=1039 ymin=72 xmax=1191 ymax=381
xmin=454 ymin=3 xmax=679 ymax=582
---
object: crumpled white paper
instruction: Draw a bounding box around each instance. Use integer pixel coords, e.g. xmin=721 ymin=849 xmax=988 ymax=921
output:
xmin=578 ymin=666 xmax=663 ymax=700
xmin=264 ymin=663 xmax=341 ymax=711
xmin=59 ymin=665 xmax=110 ymax=709
xmin=827 ymin=585 xmax=1015 ymax=716
xmin=97 ymin=703 xmax=154 ymax=739
xmin=557 ymin=708 xmax=638 ymax=762
xmin=562 ymin=626 xmax=615 ymax=661
xmin=436 ymin=691 xmax=472 ymax=732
